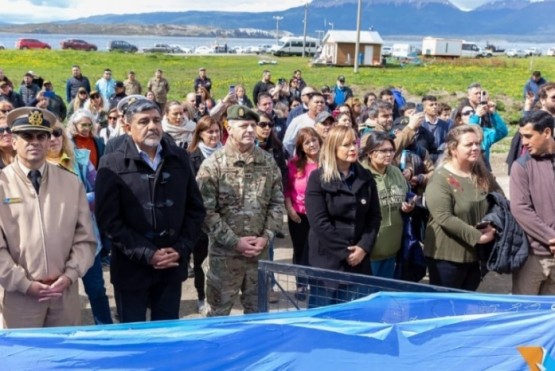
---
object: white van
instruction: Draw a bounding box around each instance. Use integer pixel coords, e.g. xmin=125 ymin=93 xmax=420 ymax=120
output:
xmin=461 ymin=42 xmax=484 ymax=58
xmin=271 ymin=37 xmax=319 ymax=56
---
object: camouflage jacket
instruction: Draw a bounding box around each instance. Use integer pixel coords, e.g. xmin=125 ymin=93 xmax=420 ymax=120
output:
xmin=196 ymin=143 xmax=284 ymax=257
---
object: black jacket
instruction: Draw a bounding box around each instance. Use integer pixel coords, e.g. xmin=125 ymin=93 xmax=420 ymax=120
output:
xmin=95 ymin=136 xmax=206 ymax=289
xmin=0 ymin=91 xmax=24 ymax=108
xmin=305 ymin=163 xmax=381 ymax=274
xmin=258 ymin=134 xmax=288 ymax=192
xmin=188 ymin=147 xmax=205 ymax=176
xmin=506 ymin=132 xmax=522 ymax=175
xmin=481 ymin=192 xmax=529 ymax=274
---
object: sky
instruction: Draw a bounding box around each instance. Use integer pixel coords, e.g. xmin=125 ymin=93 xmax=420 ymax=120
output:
xmin=0 ymin=0 xmax=511 ymax=23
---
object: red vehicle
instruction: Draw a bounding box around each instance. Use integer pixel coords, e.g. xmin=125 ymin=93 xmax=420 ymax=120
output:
xmin=15 ymin=38 xmax=51 ymax=50
xmin=60 ymin=39 xmax=98 ymax=51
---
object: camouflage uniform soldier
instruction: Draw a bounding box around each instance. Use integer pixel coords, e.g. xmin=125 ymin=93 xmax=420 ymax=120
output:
xmin=196 ymin=105 xmax=284 ymax=316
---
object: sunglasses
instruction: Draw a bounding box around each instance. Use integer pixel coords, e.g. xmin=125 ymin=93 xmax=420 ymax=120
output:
xmin=52 ymin=128 xmax=63 ymax=138
xmin=318 ymin=120 xmax=334 ymax=127
xmin=0 ymin=127 xmax=12 ymax=135
xmin=0 ymin=109 xmax=11 ymax=114
xmin=257 ymin=122 xmax=274 ymax=129
xmin=461 ymin=110 xmax=475 ymax=116
xmin=78 ymin=91 xmax=87 ymax=95
xmin=17 ymin=131 xmax=50 ymax=141
xmin=77 ymin=122 xmax=93 ymax=128
xmin=108 ymin=116 xmax=118 ymax=121
xmin=90 ymin=95 xmax=100 ymax=100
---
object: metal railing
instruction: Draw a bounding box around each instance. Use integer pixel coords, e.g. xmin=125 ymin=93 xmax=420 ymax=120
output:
xmin=257 ymin=261 xmax=465 ymax=313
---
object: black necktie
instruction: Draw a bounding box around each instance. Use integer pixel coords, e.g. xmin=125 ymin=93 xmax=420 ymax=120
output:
xmin=28 ymin=170 xmax=41 ymax=194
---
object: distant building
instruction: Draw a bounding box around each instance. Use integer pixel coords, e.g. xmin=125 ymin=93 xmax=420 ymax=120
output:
xmin=317 ymin=30 xmax=383 ymax=66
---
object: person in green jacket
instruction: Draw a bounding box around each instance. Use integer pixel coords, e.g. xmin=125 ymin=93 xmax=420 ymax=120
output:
xmin=424 ymin=125 xmax=499 ymax=291
xmin=360 ymin=131 xmax=415 ymax=278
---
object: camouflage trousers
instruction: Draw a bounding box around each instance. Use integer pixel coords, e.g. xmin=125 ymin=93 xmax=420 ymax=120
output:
xmin=206 ymin=253 xmax=265 ymax=317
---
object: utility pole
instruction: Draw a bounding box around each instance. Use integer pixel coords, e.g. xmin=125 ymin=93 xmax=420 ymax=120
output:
xmin=302 ymin=2 xmax=308 ymax=57
xmin=273 ymin=16 xmax=283 ymax=44
xmin=354 ymin=0 xmax=362 ymax=73
xmin=315 ymin=30 xmax=324 ymax=43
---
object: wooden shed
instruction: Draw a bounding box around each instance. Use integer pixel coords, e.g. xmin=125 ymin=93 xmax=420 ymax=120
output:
xmin=318 ymin=30 xmax=383 ymax=66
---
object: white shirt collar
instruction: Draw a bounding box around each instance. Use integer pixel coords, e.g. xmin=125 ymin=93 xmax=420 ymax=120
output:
xmin=17 ymin=159 xmax=46 ymax=177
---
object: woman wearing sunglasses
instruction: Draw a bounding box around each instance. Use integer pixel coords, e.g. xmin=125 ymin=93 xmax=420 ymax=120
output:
xmin=84 ymin=90 xmax=109 ymax=130
xmin=46 ymin=123 xmax=113 ymax=325
xmin=68 ymin=87 xmax=88 ymax=118
xmin=255 ymin=112 xmax=288 ymax=182
xmin=451 ymin=103 xmax=508 ymax=165
xmin=0 ymin=101 xmax=15 ymax=169
xmin=67 ymin=109 xmax=105 ymax=169
xmin=255 ymin=112 xmax=288 ymax=303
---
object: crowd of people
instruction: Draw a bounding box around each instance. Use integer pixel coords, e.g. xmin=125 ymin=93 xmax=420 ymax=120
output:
xmin=0 ymin=63 xmax=553 ymax=329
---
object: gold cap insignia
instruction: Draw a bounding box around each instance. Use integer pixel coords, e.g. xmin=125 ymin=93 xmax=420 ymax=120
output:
xmin=28 ymin=110 xmax=43 ymax=126
xmin=238 ymin=107 xmax=245 ymax=117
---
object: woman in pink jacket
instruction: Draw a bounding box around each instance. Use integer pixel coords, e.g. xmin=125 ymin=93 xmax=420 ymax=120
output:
xmin=284 ymin=127 xmax=322 ymax=301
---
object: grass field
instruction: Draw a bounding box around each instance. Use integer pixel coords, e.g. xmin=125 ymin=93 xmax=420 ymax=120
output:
xmin=2 ymin=50 xmax=551 ymax=151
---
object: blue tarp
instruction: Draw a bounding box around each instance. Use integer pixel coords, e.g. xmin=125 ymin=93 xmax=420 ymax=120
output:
xmin=2 ymin=292 xmax=555 ymax=370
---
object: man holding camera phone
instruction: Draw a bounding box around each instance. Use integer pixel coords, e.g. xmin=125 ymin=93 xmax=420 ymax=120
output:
xmin=465 ymin=82 xmax=495 ymax=128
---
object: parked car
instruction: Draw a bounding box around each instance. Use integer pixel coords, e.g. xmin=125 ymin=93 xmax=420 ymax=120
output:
xmin=244 ymin=46 xmax=261 ymax=54
xmin=60 ymin=39 xmax=97 ymax=51
xmin=259 ymin=44 xmax=272 ymax=54
xmin=230 ymin=46 xmax=244 ymax=54
xmin=525 ymin=47 xmax=542 ymax=57
xmin=143 ymin=43 xmax=175 ymax=53
xmin=169 ymin=45 xmax=190 ymax=53
xmin=15 ymin=38 xmax=51 ymax=50
xmin=108 ymin=40 xmax=138 ymax=53
xmin=213 ymin=45 xmax=229 ymax=54
xmin=506 ymin=49 xmax=527 ymax=58
xmin=194 ymin=46 xmax=213 ymax=54
xmin=381 ymin=46 xmax=392 ymax=57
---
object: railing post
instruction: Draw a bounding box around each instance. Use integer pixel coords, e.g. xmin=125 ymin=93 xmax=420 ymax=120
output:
xmin=258 ymin=262 xmax=269 ymax=313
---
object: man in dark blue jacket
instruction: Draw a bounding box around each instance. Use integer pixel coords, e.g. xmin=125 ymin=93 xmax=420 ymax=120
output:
xmin=66 ymin=65 xmax=91 ymax=103
xmin=95 ymin=99 xmax=206 ymax=323
xmin=523 ymin=70 xmax=547 ymax=107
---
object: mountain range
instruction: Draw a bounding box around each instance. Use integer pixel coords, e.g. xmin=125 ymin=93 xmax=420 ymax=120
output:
xmin=3 ymin=0 xmax=555 ymax=37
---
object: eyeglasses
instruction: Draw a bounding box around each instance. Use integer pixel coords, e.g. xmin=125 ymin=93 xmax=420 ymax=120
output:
xmin=0 ymin=127 xmax=12 ymax=135
xmin=257 ymin=122 xmax=274 ymax=129
xmin=374 ymin=149 xmax=395 ymax=155
xmin=108 ymin=116 xmax=118 ymax=121
xmin=461 ymin=110 xmax=475 ymax=116
xmin=17 ymin=131 xmax=49 ymax=142
xmin=51 ymin=128 xmax=63 ymax=138
xmin=77 ymin=122 xmax=92 ymax=128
